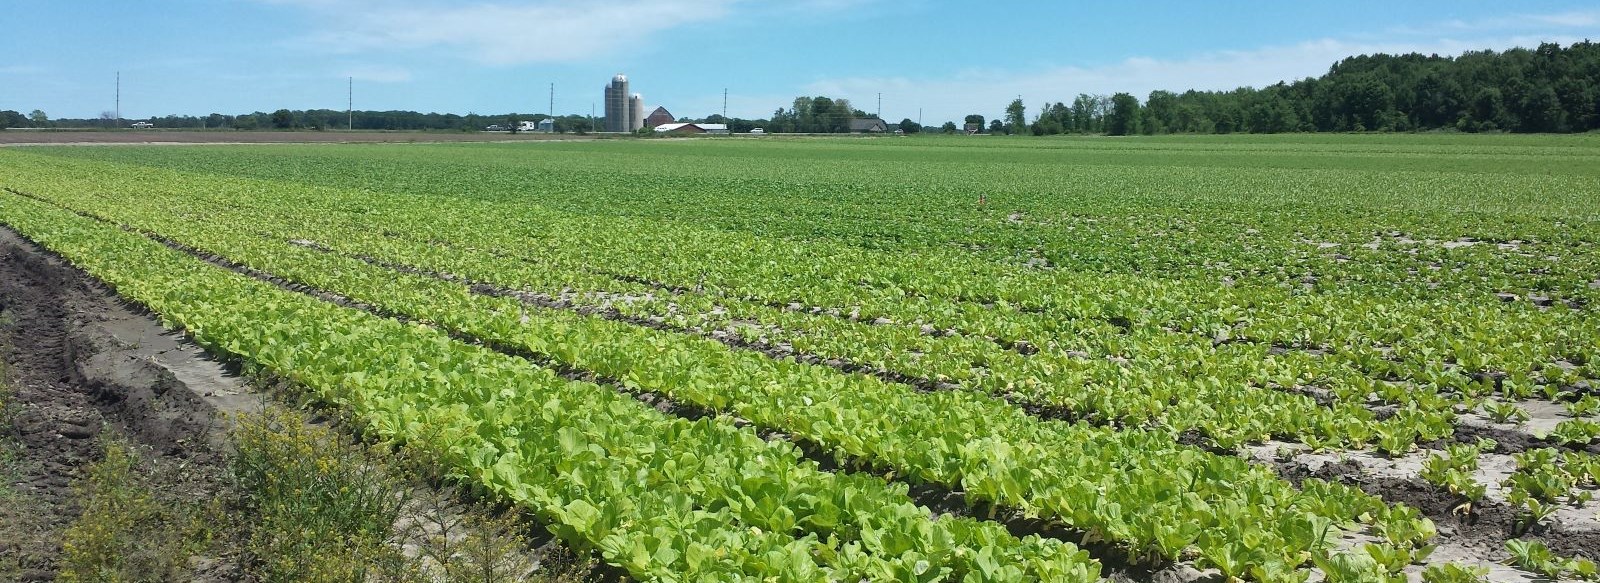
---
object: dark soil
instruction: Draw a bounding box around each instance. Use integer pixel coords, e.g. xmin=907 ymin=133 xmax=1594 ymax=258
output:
xmin=0 ymin=227 xmax=240 ymax=581
xmin=1271 ymin=455 xmax=1599 ymax=560
xmin=1440 ymin=421 xmax=1600 ymax=456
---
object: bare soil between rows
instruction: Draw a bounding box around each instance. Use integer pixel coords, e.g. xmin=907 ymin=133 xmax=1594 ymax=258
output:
xmin=0 ymin=129 xmax=595 ymax=146
xmin=0 ymin=225 xmax=619 ymax=582
xmin=0 ymin=227 xmax=250 ymax=580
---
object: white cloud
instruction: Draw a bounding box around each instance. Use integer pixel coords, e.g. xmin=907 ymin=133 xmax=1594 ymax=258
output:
xmin=804 ymin=32 xmax=1596 ymax=124
xmin=1525 ymin=10 xmax=1600 ymax=28
xmin=1380 ymin=9 xmax=1600 ymax=36
xmin=342 ymin=65 xmax=413 ymax=83
xmin=266 ymin=0 xmax=740 ymax=65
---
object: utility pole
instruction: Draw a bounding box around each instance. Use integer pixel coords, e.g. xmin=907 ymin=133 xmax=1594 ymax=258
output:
xmin=877 ymin=92 xmax=882 ymax=119
xmin=722 ymin=88 xmax=728 ymax=121
xmin=549 ymin=82 xmax=555 ymax=119
xmin=115 ymin=71 xmax=121 ymax=125
xmin=347 ymin=77 xmax=353 ymax=131
xmin=918 ymin=107 xmax=922 ymax=127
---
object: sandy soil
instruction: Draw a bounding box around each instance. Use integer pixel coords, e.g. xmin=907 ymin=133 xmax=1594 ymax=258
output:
xmin=0 ymin=226 xmax=254 ymax=580
xmin=0 ymin=225 xmax=606 ymax=581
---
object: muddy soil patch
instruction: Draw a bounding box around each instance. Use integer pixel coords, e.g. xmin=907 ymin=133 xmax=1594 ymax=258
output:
xmin=0 ymin=226 xmax=250 ymax=579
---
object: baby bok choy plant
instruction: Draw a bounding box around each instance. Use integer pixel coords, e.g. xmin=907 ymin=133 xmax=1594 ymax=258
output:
xmin=1481 ymin=400 xmax=1530 ymax=425
xmin=1549 ymin=418 xmax=1600 ymax=446
xmin=1504 ymin=539 xmax=1599 ymax=580
xmin=1421 ymin=563 xmax=1489 ymax=583
xmin=1419 ymin=444 xmax=1486 ymax=514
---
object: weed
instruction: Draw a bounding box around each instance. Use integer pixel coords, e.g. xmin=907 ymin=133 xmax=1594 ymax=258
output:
xmin=59 ymin=440 xmax=212 ymax=582
xmin=0 ymin=355 xmax=43 ymax=580
xmin=228 ymin=409 xmax=419 ymax=583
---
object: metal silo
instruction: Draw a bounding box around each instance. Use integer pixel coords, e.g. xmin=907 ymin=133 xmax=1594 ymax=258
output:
xmin=604 ymin=74 xmax=628 ymax=132
xmin=629 ymin=94 xmax=644 ymax=132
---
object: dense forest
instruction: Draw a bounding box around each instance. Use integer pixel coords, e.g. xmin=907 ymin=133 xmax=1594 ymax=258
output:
xmin=5 ymin=42 xmax=1597 ymax=135
xmin=1014 ymin=41 xmax=1600 ymax=135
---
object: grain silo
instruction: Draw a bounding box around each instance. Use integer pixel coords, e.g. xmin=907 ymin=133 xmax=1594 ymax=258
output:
xmin=603 ymin=74 xmax=629 ymax=132
xmin=629 ymin=94 xmax=645 ymax=131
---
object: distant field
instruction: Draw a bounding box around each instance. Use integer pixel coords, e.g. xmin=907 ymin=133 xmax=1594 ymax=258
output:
xmin=1 ymin=134 xmax=1597 ymax=581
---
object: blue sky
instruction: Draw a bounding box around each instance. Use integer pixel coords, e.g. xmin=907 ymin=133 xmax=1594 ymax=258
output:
xmin=3 ymin=0 xmax=1598 ymax=125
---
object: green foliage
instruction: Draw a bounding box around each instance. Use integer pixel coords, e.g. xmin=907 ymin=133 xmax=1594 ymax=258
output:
xmin=5 ymin=134 xmax=1600 ymax=581
xmin=1419 ymin=444 xmax=1485 ymax=513
xmin=1567 ymin=395 xmax=1600 ymax=417
xmin=1503 ymin=539 xmax=1597 ymax=580
xmin=229 ymin=410 xmax=416 ymax=582
xmin=1482 ymin=400 xmax=1529 ymax=425
xmin=1106 ymin=93 xmax=1140 ymax=136
xmin=1004 ymin=99 xmax=1026 ymax=134
xmin=1421 ymin=563 xmax=1489 ymax=583
xmin=270 ymin=109 xmax=296 ymax=130
xmin=0 ymin=179 xmax=1103 ymax=581
xmin=1025 ymin=42 xmax=1600 ymax=135
xmin=59 ymin=441 xmax=213 ymax=583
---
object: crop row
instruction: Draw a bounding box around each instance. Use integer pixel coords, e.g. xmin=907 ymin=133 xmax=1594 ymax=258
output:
xmin=0 ymin=186 xmax=1100 ymax=581
xmin=11 ymin=153 xmax=1590 ymax=456
xmin=0 ymin=154 xmax=1445 ymax=581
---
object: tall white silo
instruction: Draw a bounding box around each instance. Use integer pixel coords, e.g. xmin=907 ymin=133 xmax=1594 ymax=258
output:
xmin=629 ymin=94 xmax=644 ymax=131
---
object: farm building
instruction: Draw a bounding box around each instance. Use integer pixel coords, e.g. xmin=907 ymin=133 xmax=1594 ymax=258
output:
xmin=653 ymin=123 xmax=729 ymax=135
xmin=849 ymin=118 xmax=888 ymax=133
xmin=653 ymin=123 xmax=704 ymax=134
xmin=644 ymin=107 xmax=675 ymax=128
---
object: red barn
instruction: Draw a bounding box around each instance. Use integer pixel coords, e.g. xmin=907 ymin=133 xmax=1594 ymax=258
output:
xmin=644 ymin=106 xmax=675 ymax=128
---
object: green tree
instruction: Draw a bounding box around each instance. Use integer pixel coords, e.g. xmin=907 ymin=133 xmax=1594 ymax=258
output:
xmin=988 ymin=119 xmax=1004 ymax=133
xmin=963 ymin=114 xmax=985 ymax=133
xmin=1070 ymin=94 xmax=1101 ymax=132
xmin=1106 ymin=93 xmax=1141 ymax=135
xmin=28 ymin=109 xmax=48 ymax=127
xmin=270 ymin=109 xmax=295 ymax=129
xmin=940 ymin=121 xmax=957 ymax=133
xmin=1517 ymin=83 xmax=1565 ymax=132
xmin=1004 ymin=98 xmax=1025 ymax=134
xmin=898 ymin=118 xmax=921 ymax=134
xmin=1143 ymin=91 xmax=1176 ymax=133
xmin=0 ymin=110 xmax=23 ymax=129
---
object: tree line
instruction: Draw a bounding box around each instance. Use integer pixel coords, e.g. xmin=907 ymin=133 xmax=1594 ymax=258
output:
xmin=981 ymin=41 xmax=1600 ymax=136
xmin=0 ymin=109 xmax=607 ymax=133
xmin=8 ymin=42 xmax=1594 ymax=135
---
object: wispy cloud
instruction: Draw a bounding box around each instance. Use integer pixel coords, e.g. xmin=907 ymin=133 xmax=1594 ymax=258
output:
xmin=341 ymin=65 xmax=413 ymax=83
xmin=1380 ymin=9 xmax=1600 ymax=36
xmin=0 ymin=64 xmax=46 ymax=75
xmin=806 ymin=23 xmax=1598 ymax=124
xmin=1524 ymin=10 xmax=1600 ymax=28
xmin=263 ymin=0 xmax=740 ymax=65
